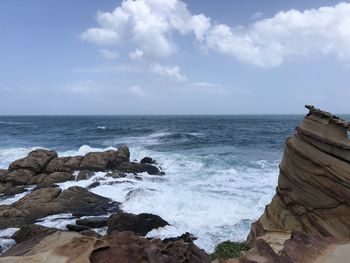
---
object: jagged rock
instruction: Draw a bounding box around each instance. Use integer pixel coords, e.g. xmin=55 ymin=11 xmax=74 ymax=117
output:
xmin=140 ymin=156 xmax=156 ymax=164
xmin=28 ymin=172 xmax=73 ymax=184
xmin=116 ymin=144 xmax=130 ymax=163
xmin=163 ymin=232 xmax=197 ymax=243
xmin=8 ymin=149 xmax=57 ymax=173
xmin=76 ymin=217 xmax=108 ymax=228
xmin=248 ymin=106 xmax=350 ymax=243
xmin=118 ymin=162 xmax=164 ymax=175
xmin=0 ymin=186 xmax=119 ymax=229
xmin=1 ymin=231 xmax=211 ymax=262
xmin=66 ymin=224 xmax=90 ymax=232
xmin=3 ymin=186 xmax=27 ymax=196
xmin=76 ymin=170 xmax=94 ymax=181
xmin=79 ymin=150 xmax=118 ymax=171
xmin=45 ymin=155 xmax=83 ymax=173
xmin=107 ymin=212 xmax=169 ymax=236
xmin=3 ymin=169 xmax=35 ymax=185
xmin=12 ymin=224 xmax=57 ymax=244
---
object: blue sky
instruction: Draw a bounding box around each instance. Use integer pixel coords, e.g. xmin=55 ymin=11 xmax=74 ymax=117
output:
xmin=0 ymin=0 xmax=349 ymax=114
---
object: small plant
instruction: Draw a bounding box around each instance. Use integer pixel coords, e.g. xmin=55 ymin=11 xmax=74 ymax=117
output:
xmin=211 ymin=240 xmax=250 ymax=260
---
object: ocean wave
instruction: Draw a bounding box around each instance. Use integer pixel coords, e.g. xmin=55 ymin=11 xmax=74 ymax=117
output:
xmin=97 ymin=126 xmax=107 ymax=130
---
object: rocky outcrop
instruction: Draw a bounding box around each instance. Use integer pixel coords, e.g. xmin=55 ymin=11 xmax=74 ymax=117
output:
xmin=1 ymin=231 xmax=211 ymax=263
xmin=107 ymin=212 xmax=169 ymax=236
xmin=117 ymin=161 xmax=164 ymax=175
xmin=12 ymin=225 xmax=58 ymax=244
xmin=0 ymin=186 xmax=119 ymax=229
xmin=45 ymin=156 xmax=83 ymax=173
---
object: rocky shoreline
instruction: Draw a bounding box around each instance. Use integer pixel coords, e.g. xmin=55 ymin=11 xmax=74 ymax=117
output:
xmin=0 ymin=105 xmax=349 ymax=262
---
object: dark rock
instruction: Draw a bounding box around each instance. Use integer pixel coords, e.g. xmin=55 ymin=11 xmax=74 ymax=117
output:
xmin=12 ymin=224 xmax=57 ymax=244
xmin=66 ymin=224 xmax=90 ymax=232
xmin=76 ymin=170 xmax=94 ymax=181
xmin=33 ymin=183 xmax=59 ymax=191
xmin=105 ymin=171 xmax=127 ymax=179
xmin=4 ymin=169 xmax=35 ymax=185
xmin=0 ymin=169 xmax=9 ymax=182
xmin=76 ymin=217 xmax=108 ymax=228
xmin=45 ymin=156 xmax=83 ymax=173
xmin=80 ymin=150 xmax=118 ymax=171
xmin=141 ymin=164 xmax=164 ymax=175
xmin=118 ymin=162 xmax=163 ymax=175
xmin=8 ymin=149 xmax=57 ymax=173
xmin=140 ymin=157 xmax=155 ymax=164
xmin=163 ymin=232 xmax=197 ymax=243
xmin=115 ymin=145 xmax=130 ymax=164
xmin=86 ymin=181 xmax=100 ymax=190
xmin=28 ymin=172 xmax=73 ymax=184
xmin=3 ymin=186 xmax=27 ymax=196
xmin=107 ymin=213 xmax=169 ymax=236
xmin=0 ymin=183 xmax=13 ymax=194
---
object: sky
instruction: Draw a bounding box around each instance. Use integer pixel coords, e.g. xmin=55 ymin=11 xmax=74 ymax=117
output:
xmin=0 ymin=0 xmax=350 ymax=115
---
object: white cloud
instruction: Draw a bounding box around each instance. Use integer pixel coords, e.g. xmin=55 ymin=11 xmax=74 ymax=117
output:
xmin=99 ymin=49 xmax=119 ymax=60
xmin=129 ymin=48 xmax=144 ymax=60
xmin=251 ymin=12 xmax=263 ymax=21
xmin=150 ymin=63 xmax=187 ymax=82
xmin=128 ymin=85 xmax=147 ymax=97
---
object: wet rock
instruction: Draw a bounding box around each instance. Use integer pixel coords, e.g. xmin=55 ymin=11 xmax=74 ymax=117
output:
xmin=12 ymin=224 xmax=57 ymax=244
xmin=28 ymin=172 xmax=73 ymax=184
xmin=86 ymin=181 xmax=100 ymax=190
xmin=118 ymin=162 xmax=164 ymax=175
xmin=105 ymin=170 xmax=127 ymax=179
xmin=80 ymin=150 xmax=118 ymax=171
xmin=45 ymin=156 xmax=83 ymax=173
xmin=0 ymin=169 xmax=9 ymax=179
xmin=4 ymin=169 xmax=35 ymax=185
xmin=140 ymin=156 xmax=156 ymax=164
xmin=66 ymin=224 xmax=90 ymax=232
xmin=0 ymin=183 xmax=13 ymax=194
xmin=8 ymin=149 xmax=57 ymax=174
xmin=33 ymin=183 xmax=59 ymax=191
xmin=76 ymin=170 xmax=94 ymax=181
xmin=1 ymin=230 xmax=211 ymax=262
xmin=163 ymin=232 xmax=197 ymax=244
xmin=115 ymin=144 xmax=130 ymax=164
xmin=107 ymin=212 xmax=169 ymax=236
xmin=3 ymin=186 xmax=27 ymax=197
xmin=0 ymin=186 xmax=119 ymax=229
xmin=76 ymin=217 xmax=108 ymax=228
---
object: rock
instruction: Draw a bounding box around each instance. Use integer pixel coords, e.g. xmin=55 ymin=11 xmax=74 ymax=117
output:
xmin=87 ymin=181 xmax=100 ymax=190
xmin=1 ymin=230 xmax=211 ymax=262
xmin=107 ymin=213 xmax=169 ymax=236
xmin=116 ymin=144 xmax=130 ymax=163
xmin=0 ymin=169 xmax=9 ymax=180
xmin=12 ymin=224 xmax=57 ymax=244
xmin=105 ymin=170 xmax=127 ymax=179
xmin=0 ymin=186 xmax=120 ymax=229
xmin=80 ymin=229 xmax=101 ymax=238
xmin=118 ymin=162 xmax=164 ymax=175
xmin=28 ymin=172 xmax=73 ymax=184
xmin=3 ymin=186 xmax=27 ymax=196
xmin=163 ymin=232 xmax=197 ymax=243
xmin=33 ymin=183 xmax=59 ymax=191
xmin=140 ymin=156 xmax=155 ymax=164
xmin=76 ymin=217 xmax=108 ymax=228
xmin=3 ymin=169 xmax=35 ymax=185
xmin=76 ymin=170 xmax=94 ymax=181
xmin=0 ymin=183 xmax=13 ymax=194
xmin=248 ymin=106 xmax=350 ymax=243
xmin=80 ymin=150 xmax=118 ymax=171
xmin=8 ymin=149 xmax=57 ymax=173
xmin=66 ymin=224 xmax=90 ymax=232
xmin=45 ymin=156 xmax=83 ymax=173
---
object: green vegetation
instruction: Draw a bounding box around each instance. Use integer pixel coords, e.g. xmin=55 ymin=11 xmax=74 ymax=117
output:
xmin=211 ymin=240 xmax=250 ymax=260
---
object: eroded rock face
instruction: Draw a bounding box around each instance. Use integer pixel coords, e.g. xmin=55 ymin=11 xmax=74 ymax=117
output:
xmin=80 ymin=150 xmax=118 ymax=171
xmin=248 ymin=106 xmax=350 ymax=242
xmin=12 ymin=224 xmax=58 ymax=244
xmin=8 ymin=149 xmax=57 ymax=173
xmin=1 ymin=231 xmax=211 ymax=263
xmin=45 ymin=156 xmax=83 ymax=173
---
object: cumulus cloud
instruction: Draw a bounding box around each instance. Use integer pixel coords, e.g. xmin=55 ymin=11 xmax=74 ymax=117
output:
xmin=129 ymin=48 xmax=144 ymax=60
xmin=99 ymin=49 xmax=119 ymax=60
xmin=150 ymin=63 xmax=187 ymax=82
xmin=82 ymin=1 xmax=350 ymax=68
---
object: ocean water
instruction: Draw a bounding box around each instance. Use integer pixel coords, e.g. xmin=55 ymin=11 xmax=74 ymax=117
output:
xmin=0 ymin=115 xmax=305 ymax=252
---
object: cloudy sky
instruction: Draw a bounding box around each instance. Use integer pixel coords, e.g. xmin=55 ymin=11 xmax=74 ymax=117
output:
xmin=1 ymin=0 xmax=350 ymax=114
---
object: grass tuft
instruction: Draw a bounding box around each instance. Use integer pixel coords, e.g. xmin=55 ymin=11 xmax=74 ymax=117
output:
xmin=211 ymin=240 xmax=250 ymax=260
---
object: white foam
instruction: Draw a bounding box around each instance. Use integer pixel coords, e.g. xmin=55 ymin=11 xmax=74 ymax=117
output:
xmin=0 ymin=147 xmax=40 ymax=169
xmin=97 ymin=126 xmax=107 ymax=130
xmin=0 ymin=186 xmax=35 ymax=205
xmin=35 ymin=213 xmax=76 ymax=230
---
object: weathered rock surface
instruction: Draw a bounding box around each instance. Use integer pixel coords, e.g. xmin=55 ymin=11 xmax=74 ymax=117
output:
xmin=1 ymin=231 xmax=211 ymax=262
xmin=0 ymin=186 xmax=119 ymax=229
xmin=118 ymin=161 xmax=164 ymax=175
xmin=140 ymin=156 xmax=156 ymax=164
xmin=80 ymin=150 xmax=118 ymax=171
xmin=12 ymin=225 xmax=58 ymax=244
xmin=8 ymin=149 xmax=57 ymax=173
xmin=3 ymin=170 xmax=35 ymax=186
xmin=76 ymin=170 xmax=94 ymax=181
xmin=28 ymin=172 xmax=73 ymax=184
xmin=107 ymin=212 xmax=169 ymax=236
xmin=76 ymin=217 xmax=108 ymax=228
xmin=45 ymin=156 xmax=83 ymax=173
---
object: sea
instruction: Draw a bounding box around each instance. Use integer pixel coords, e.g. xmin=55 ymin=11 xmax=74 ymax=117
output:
xmin=0 ymin=115 xmax=317 ymax=252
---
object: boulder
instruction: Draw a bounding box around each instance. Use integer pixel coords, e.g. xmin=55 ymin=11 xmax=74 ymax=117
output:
xmin=33 ymin=183 xmax=59 ymax=191
xmin=115 ymin=145 xmax=130 ymax=163
xmin=76 ymin=217 xmax=108 ymax=228
xmin=0 ymin=186 xmax=120 ymax=229
xmin=66 ymin=224 xmax=90 ymax=232
xmin=28 ymin=172 xmax=73 ymax=184
xmin=45 ymin=156 xmax=83 ymax=173
xmin=0 ymin=183 xmax=13 ymax=194
xmin=1 ymin=230 xmax=211 ymax=263
xmin=118 ymin=162 xmax=164 ymax=175
xmin=80 ymin=150 xmax=118 ymax=171
xmin=4 ymin=169 xmax=35 ymax=185
xmin=107 ymin=213 xmax=169 ymax=236
xmin=87 ymin=181 xmax=100 ymax=190
xmin=12 ymin=224 xmax=57 ymax=244
xmin=163 ymin=232 xmax=197 ymax=244
xmin=0 ymin=169 xmax=9 ymax=179
xmin=140 ymin=156 xmax=155 ymax=164
xmin=76 ymin=170 xmax=94 ymax=181
xmin=3 ymin=186 xmax=27 ymax=196
xmin=8 ymin=149 xmax=57 ymax=173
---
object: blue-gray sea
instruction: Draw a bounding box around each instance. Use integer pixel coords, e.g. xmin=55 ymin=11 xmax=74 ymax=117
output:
xmin=0 ymin=115 xmax=340 ymax=252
